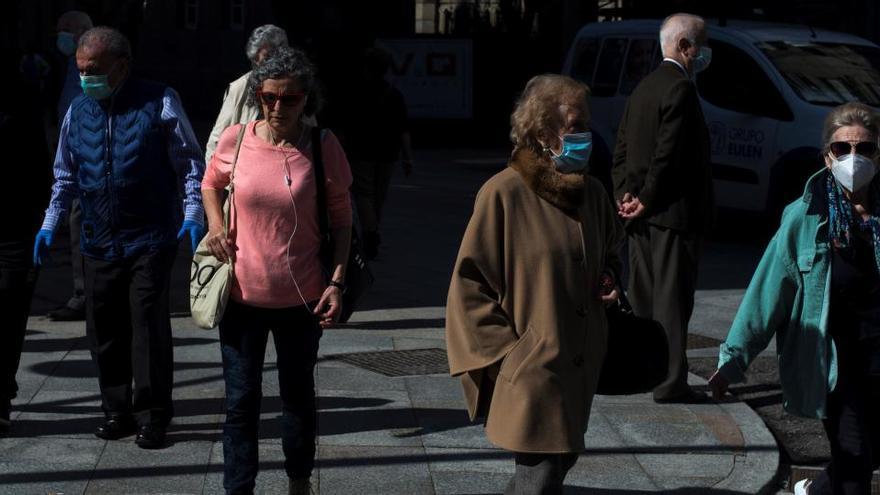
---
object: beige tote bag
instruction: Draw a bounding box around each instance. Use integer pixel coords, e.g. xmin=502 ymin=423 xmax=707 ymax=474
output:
xmin=190 ymin=124 xmax=245 ymax=329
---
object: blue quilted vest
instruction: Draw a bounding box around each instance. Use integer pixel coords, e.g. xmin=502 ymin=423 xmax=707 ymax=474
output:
xmin=66 ymin=79 xmax=181 ymax=260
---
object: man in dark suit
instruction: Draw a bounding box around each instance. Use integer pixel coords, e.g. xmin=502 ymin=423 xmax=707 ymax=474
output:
xmin=611 ymin=13 xmax=714 ymax=403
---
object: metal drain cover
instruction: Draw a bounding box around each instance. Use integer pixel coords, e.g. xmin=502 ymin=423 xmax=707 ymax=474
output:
xmin=328 ymin=348 xmax=449 ymax=377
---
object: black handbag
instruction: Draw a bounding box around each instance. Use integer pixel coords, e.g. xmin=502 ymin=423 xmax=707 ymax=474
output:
xmin=596 ymin=292 xmax=669 ymax=395
xmin=312 ymin=127 xmax=374 ymax=323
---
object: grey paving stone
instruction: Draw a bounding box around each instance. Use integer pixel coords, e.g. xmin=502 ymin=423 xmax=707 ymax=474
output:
xmin=394 ymin=337 xmax=447 ymax=351
xmin=316 ymin=365 xmax=408 ymax=392
xmin=425 ymin=447 xmax=513 ymax=474
xmin=611 ymin=421 xmax=719 ymax=450
xmin=318 ymin=445 xmax=433 ymax=495
xmin=317 ymin=389 xmax=422 ymax=447
xmin=10 ymin=390 xmax=103 ymax=439
xmin=413 ymin=399 xmax=496 ymax=450
xmin=635 ymin=453 xmax=735 ymax=479
xmin=317 ymin=334 xmax=394 ymax=356
xmin=36 ymin=374 xmax=102 ymax=394
xmin=348 ymin=306 xmax=445 ymax=323
xmin=583 ymin=410 xmax=625 ymax=450
xmin=85 ymin=439 xmax=214 ymax=494
xmin=405 ymin=375 xmax=464 ymax=402
xmin=566 ymin=453 xmax=657 ymax=490
xmin=0 ymin=437 xmax=104 ymax=495
xmin=649 ymin=475 xmax=722 ymax=491
xmin=431 ymin=470 xmax=512 ymax=494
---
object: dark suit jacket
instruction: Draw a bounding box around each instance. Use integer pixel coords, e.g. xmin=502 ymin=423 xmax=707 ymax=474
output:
xmin=611 ymin=61 xmax=714 ymax=233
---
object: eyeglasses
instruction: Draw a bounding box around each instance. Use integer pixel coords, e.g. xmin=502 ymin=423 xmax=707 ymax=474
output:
xmin=829 ymin=141 xmax=878 ymax=158
xmin=256 ymin=90 xmax=305 ymax=107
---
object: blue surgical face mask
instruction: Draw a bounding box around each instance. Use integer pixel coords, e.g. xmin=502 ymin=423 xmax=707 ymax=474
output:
xmin=56 ymin=32 xmax=76 ymax=56
xmin=549 ymin=132 xmax=592 ymax=173
xmin=692 ymin=44 xmax=712 ymax=73
xmin=80 ymin=63 xmax=120 ymax=100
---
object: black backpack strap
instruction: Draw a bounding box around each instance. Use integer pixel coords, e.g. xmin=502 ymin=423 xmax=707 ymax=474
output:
xmin=311 ymin=126 xmax=329 ymax=239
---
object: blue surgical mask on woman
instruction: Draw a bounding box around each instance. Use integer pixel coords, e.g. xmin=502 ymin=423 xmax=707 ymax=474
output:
xmin=56 ymin=32 xmax=76 ymax=56
xmin=549 ymin=132 xmax=592 ymax=173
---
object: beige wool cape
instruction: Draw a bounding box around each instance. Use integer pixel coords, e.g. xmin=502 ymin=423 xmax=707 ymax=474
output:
xmin=446 ymin=148 xmax=624 ymax=453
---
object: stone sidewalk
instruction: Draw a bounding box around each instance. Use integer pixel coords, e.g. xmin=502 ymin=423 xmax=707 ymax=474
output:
xmin=0 ymin=306 xmax=778 ymax=494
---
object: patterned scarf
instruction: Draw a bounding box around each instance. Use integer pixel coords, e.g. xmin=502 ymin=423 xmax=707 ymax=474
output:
xmin=826 ymin=172 xmax=880 ymax=271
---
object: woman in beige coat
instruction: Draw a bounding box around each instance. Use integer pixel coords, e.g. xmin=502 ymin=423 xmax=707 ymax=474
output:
xmin=446 ymin=74 xmax=624 ymax=494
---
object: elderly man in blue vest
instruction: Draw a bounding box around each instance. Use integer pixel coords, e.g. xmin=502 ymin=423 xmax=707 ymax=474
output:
xmin=33 ymin=27 xmax=205 ymax=449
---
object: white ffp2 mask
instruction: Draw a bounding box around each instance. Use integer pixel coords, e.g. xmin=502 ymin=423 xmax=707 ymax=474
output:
xmin=830 ymin=153 xmax=878 ymax=193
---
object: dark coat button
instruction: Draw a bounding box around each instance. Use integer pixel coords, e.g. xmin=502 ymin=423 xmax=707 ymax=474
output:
xmin=573 ymin=354 xmax=584 ymax=367
xmin=576 ymin=307 xmax=586 ymax=317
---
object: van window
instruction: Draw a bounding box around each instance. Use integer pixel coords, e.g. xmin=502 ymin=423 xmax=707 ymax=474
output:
xmin=757 ymin=41 xmax=880 ymax=107
xmin=571 ymin=38 xmax=601 ymax=85
xmin=697 ymin=40 xmax=792 ymax=121
xmin=593 ymin=38 xmax=628 ymax=97
xmin=620 ymin=39 xmax=659 ymax=95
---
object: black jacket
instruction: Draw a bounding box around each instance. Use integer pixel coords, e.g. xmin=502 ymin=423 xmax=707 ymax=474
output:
xmin=611 ymin=61 xmax=714 ymax=233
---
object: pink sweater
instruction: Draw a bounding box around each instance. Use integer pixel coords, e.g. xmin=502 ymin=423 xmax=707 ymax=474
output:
xmin=202 ymin=121 xmax=353 ymax=308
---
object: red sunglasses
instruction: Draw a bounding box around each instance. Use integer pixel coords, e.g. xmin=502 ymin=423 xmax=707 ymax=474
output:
xmin=256 ymin=90 xmax=305 ymax=107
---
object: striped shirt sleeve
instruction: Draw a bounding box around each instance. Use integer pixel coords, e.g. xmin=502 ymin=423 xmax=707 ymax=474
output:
xmin=40 ymin=107 xmax=78 ymax=232
xmin=162 ymin=87 xmax=206 ymax=225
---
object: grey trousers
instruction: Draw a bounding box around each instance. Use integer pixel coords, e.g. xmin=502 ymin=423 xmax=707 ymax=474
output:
xmin=504 ymin=453 xmax=578 ymax=495
xmin=626 ymin=221 xmax=703 ymax=400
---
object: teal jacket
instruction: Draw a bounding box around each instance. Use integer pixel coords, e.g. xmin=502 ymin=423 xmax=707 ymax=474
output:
xmin=717 ymin=169 xmax=837 ymax=419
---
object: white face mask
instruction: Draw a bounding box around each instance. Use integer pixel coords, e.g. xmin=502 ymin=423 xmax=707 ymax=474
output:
xmin=830 ymin=153 xmax=878 ymax=193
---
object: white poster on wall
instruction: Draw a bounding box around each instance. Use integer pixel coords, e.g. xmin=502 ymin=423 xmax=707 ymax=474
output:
xmin=378 ymin=38 xmax=474 ymax=119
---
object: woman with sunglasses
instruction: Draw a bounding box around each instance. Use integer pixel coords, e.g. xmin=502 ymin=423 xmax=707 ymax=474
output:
xmin=709 ymin=101 xmax=880 ymax=495
xmin=202 ymin=47 xmax=352 ymax=495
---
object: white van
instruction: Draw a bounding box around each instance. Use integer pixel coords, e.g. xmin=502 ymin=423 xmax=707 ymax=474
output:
xmin=563 ymin=19 xmax=880 ymax=217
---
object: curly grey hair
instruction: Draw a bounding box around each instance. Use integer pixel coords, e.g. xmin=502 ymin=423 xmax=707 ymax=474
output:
xmin=245 ymin=24 xmax=288 ymax=63
xmin=822 ymin=102 xmax=880 ymax=153
xmin=78 ymin=26 xmax=131 ymax=60
xmin=246 ymin=47 xmax=323 ymax=117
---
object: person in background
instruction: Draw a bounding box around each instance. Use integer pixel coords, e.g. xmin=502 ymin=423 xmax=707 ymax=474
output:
xmin=710 ymin=102 xmax=880 ymax=495
xmin=343 ymin=46 xmax=414 ymax=259
xmin=0 ymin=47 xmax=53 ymax=436
xmin=204 ymin=24 xmax=289 ymax=164
xmin=446 ymin=74 xmax=623 ymax=494
xmin=33 ymin=27 xmax=206 ymax=449
xmin=611 ymin=13 xmax=714 ymax=404
xmin=46 ymin=9 xmax=93 ymax=322
xmin=202 ymin=47 xmax=352 ymax=495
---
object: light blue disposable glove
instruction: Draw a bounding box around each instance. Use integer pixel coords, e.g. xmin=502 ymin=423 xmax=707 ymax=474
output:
xmin=33 ymin=229 xmax=54 ymax=267
xmin=177 ymin=220 xmax=206 ymax=253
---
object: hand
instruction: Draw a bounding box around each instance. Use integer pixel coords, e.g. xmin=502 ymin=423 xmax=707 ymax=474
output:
xmin=204 ymin=227 xmax=235 ymax=263
xmin=618 ymin=194 xmax=646 ymax=219
xmin=708 ymin=370 xmax=730 ymax=400
xmin=33 ymin=229 xmax=54 ymax=267
xmin=313 ymin=285 xmax=343 ymax=328
xmin=401 ymin=160 xmax=413 ymax=177
xmin=599 ymin=272 xmax=619 ymax=305
xmin=177 ymin=220 xmax=207 ymax=253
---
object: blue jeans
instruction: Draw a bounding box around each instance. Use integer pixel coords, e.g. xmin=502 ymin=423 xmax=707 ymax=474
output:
xmin=220 ymin=300 xmax=322 ymax=495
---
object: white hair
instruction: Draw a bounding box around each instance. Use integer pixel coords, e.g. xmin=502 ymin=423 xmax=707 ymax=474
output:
xmin=245 ymin=24 xmax=288 ymax=62
xmin=659 ymin=13 xmax=705 ymax=57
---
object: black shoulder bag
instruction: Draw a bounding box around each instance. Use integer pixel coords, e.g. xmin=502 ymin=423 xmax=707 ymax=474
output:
xmin=596 ymin=291 xmax=669 ymax=395
xmin=312 ymin=127 xmax=374 ymax=323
